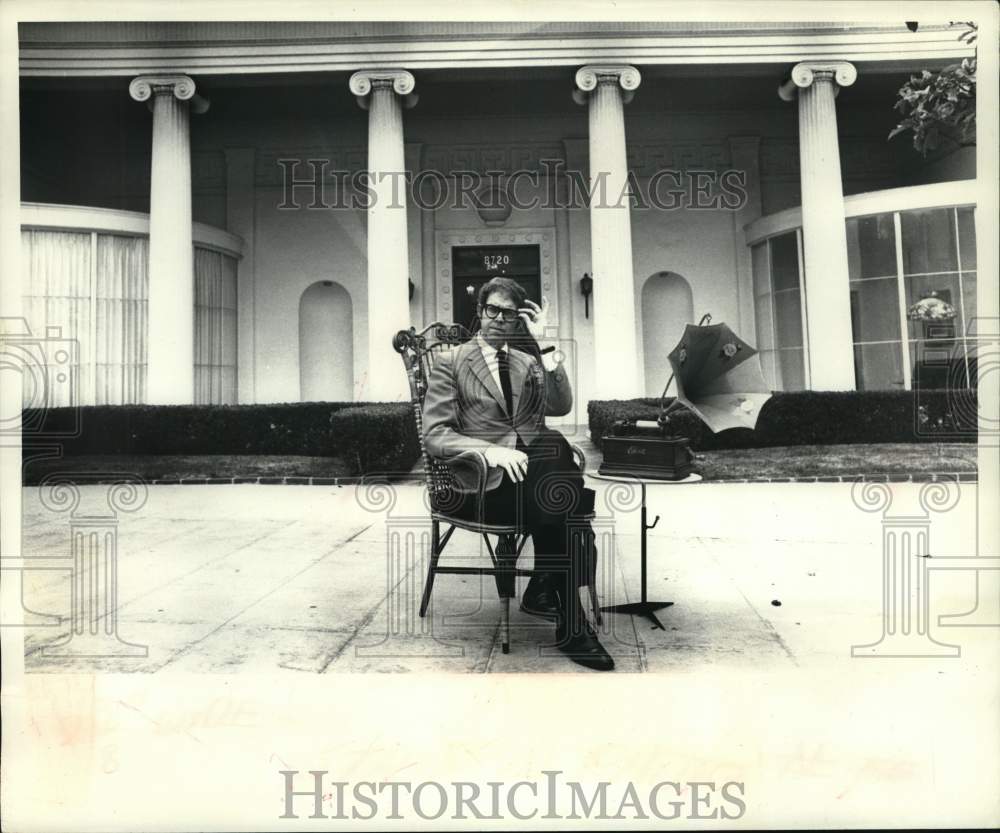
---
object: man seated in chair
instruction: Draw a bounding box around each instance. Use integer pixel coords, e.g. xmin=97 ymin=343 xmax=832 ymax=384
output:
xmin=422 ymin=276 xmax=613 ymax=671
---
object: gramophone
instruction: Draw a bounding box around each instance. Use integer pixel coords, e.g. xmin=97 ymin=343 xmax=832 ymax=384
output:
xmin=599 ymin=314 xmax=773 ymax=480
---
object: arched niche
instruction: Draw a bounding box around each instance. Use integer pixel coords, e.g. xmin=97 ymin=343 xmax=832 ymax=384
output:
xmin=641 ymin=271 xmax=694 ymax=397
xmin=299 ymin=281 xmax=353 ymax=401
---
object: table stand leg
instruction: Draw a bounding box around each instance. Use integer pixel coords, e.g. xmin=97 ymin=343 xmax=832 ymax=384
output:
xmin=601 ymin=482 xmax=674 ymax=630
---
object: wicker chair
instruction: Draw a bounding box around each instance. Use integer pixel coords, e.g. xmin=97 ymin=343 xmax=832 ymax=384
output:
xmin=393 ymin=322 xmax=601 ymax=654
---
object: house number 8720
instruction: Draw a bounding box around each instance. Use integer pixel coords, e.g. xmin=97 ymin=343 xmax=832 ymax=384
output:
xmin=484 ymin=254 xmax=510 ymax=270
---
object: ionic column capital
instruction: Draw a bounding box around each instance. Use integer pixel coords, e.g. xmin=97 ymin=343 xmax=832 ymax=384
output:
xmin=573 ymin=65 xmax=641 ymax=105
xmin=778 ymin=61 xmax=857 ymax=101
xmin=129 ymin=75 xmax=209 ymax=113
xmin=349 ymin=70 xmax=418 ymax=110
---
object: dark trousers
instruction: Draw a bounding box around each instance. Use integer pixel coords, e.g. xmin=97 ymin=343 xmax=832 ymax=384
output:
xmin=453 ymin=427 xmax=596 ymax=594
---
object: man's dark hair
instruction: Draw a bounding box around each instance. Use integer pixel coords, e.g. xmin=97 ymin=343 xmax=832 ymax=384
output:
xmin=476 ymin=276 xmax=526 ymax=311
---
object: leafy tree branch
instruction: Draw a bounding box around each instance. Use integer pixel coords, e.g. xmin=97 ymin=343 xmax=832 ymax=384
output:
xmin=889 ymin=22 xmax=977 ymax=156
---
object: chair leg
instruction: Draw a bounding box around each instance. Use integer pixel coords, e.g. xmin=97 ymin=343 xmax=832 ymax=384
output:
xmin=494 ymin=534 xmax=516 ymax=654
xmin=419 ymin=520 xmax=442 ymax=618
xmin=496 ymin=534 xmax=517 ymax=599
xmin=587 ymin=531 xmax=602 ymax=625
xmin=500 ymin=596 xmax=510 ymax=654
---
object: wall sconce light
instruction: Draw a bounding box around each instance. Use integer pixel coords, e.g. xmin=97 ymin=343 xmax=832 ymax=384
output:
xmin=580 ymin=272 xmax=593 ymax=319
xmin=408 ymin=278 xmax=415 ymax=301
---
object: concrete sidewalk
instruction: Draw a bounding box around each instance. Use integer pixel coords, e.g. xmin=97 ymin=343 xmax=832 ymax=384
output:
xmin=15 ymin=477 xmax=997 ymax=673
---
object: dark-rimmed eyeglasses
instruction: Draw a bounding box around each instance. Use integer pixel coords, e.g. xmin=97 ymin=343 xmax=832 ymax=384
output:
xmin=481 ymin=303 xmax=519 ymax=322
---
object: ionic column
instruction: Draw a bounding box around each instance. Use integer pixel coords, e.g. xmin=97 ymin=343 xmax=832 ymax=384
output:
xmin=129 ymin=75 xmax=209 ymax=404
xmin=574 ymin=65 xmax=642 ymax=398
xmin=350 ymin=70 xmax=418 ymax=402
xmin=779 ymin=61 xmax=858 ymax=390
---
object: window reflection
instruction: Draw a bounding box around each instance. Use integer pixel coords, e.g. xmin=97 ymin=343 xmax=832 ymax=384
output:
xmin=752 ymin=233 xmax=805 ymax=391
xmin=752 ymin=203 xmax=977 ymax=392
xmin=900 ymin=208 xmax=958 ymax=274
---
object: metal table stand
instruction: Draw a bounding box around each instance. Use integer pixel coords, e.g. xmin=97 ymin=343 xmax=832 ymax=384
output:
xmin=586 ymin=471 xmax=702 ymax=630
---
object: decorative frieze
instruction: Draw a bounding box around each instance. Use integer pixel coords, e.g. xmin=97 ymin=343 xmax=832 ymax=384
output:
xmin=252 ymin=140 xmax=740 ymax=187
xmin=422 ymin=143 xmax=565 ymax=176
xmin=254 ymin=148 xmax=367 ymax=186
xmin=760 ymin=138 xmax=899 ymax=180
xmin=626 ymin=142 xmax=730 ymax=175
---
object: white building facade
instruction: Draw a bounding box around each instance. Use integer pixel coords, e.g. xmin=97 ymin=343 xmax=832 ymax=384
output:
xmin=17 ymin=21 xmax=979 ymax=417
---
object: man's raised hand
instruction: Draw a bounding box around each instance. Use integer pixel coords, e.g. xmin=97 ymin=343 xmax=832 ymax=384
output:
xmin=518 ymin=296 xmax=549 ymax=342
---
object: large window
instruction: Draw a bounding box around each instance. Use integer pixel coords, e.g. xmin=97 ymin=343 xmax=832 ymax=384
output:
xmin=194 ymin=248 xmax=238 ymax=405
xmin=846 ymin=213 xmax=903 ymax=390
xmin=900 ymin=207 xmax=977 ymax=390
xmin=22 ymin=229 xmax=148 ymax=406
xmin=752 ymin=230 xmax=807 ymax=391
xmin=750 ymin=198 xmax=977 ymax=391
xmin=22 ymin=228 xmax=238 ymax=405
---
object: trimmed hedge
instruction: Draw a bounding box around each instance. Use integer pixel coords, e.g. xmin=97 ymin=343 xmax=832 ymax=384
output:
xmin=588 ymin=390 xmax=978 ymax=451
xmin=331 ymin=404 xmax=420 ymax=477
xmin=21 ymin=402 xmax=421 ymax=477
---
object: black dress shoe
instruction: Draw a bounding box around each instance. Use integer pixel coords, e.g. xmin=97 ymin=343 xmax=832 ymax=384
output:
xmin=520 ymin=575 xmax=560 ymax=620
xmin=555 ymin=621 xmax=615 ymax=672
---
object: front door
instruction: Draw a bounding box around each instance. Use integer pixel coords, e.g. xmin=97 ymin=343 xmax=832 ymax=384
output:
xmin=451 ymin=245 xmax=541 ymax=337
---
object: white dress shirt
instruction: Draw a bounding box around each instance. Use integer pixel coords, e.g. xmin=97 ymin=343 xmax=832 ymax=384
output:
xmin=476 ymin=333 xmax=559 ymax=395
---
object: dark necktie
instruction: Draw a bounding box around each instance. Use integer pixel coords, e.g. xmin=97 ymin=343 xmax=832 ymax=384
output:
xmin=497 ymin=347 xmax=514 ymax=421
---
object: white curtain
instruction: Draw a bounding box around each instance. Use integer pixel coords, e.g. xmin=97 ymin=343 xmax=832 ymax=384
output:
xmin=21 ymin=230 xmax=150 ymax=406
xmin=194 ymin=248 xmax=237 ymax=404
xmin=22 ymin=229 xmax=239 ymax=406
xmin=20 ymin=229 xmax=91 ymax=408
xmin=95 ymin=234 xmax=148 ymax=404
